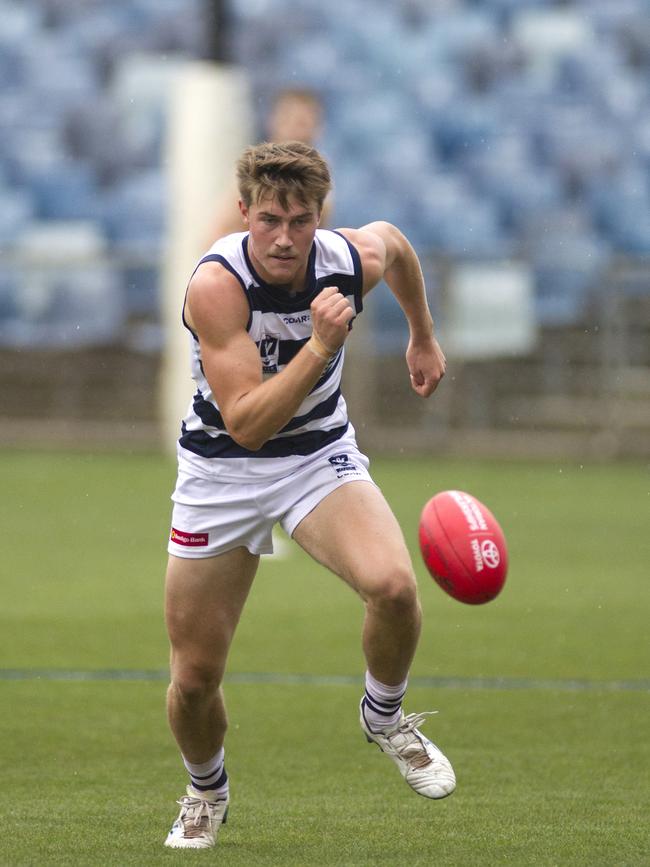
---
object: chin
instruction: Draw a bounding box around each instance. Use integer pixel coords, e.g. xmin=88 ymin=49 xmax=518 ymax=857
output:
xmin=269 ymin=262 xmax=297 ymax=281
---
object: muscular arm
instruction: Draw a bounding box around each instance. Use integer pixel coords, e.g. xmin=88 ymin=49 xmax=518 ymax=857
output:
xmin=338 ymin=222 xmax=446 ymax=397
xmin=186 ymin=264 xmax=354 ymax=451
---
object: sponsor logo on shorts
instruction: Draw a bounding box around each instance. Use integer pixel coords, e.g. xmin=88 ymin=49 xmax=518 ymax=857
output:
xmin=170 ymin=527 xmax=209 ymax=547
xmin=328 ymin=453 xmax=362 ymax=479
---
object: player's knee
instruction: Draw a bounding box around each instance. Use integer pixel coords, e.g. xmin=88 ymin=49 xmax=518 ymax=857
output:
xmin=365 ymin=563 xmax=419 ymax=611
xmin=171 ymin=659 xmax=223 ymax=705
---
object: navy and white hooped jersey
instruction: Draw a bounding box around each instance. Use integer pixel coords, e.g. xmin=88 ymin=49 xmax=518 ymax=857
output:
xmin=177 ymin=229 xmax=364 ymax=480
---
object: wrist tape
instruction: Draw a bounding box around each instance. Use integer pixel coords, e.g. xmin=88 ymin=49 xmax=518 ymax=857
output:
xmin=307 ymin=330 xmax=336 ymax=361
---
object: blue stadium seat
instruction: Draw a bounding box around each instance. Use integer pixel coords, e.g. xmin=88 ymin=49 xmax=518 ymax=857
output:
xmin=0 ymin=189 xmax=34 ymax=247
xmin=587 ymin=168 xmax=650 ymax=249
xmin=101 ymin=171 xmax=166 ymax=252
xmin=0 ymin=1 xmax=42 ymax=44
xmin=1 ymin=123 xmax=68 ymax=188
xmin=4 ymin=221 xmax=125 ymax=348
xmin=529 ymin=233 xmax=609 ymax=326
xmin=30 ymin=164 xmax=102 ymax=222
xmin=0 ymin=264 xmax=19 ymax=320
xmin=432 ymin=95 xmax=502 ymax=161
xmin=608 ymin=213 xmax=650 ymax=255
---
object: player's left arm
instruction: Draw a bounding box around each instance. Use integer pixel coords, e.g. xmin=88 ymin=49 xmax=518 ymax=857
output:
xmin=338 ymin=222 xmax=446 ymax=397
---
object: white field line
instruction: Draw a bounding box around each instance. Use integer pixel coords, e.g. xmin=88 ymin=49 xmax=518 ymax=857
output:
xmin=0 ymin=669 xmax=648 ymax=692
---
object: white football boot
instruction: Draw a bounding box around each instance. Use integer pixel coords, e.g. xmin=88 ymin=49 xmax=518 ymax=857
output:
xmin=164 ymin=786 xmax=229 ymax=849
xmin=360 ymin=704 xmax=456 ymax=799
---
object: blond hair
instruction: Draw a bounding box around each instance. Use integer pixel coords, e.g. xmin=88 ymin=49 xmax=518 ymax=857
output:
xmin=236 ymin=140 xmax=331 ymax=213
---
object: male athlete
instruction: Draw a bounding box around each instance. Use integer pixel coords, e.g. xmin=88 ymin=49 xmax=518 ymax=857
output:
xmin=164 ymin=140 xmax=455 ymax=849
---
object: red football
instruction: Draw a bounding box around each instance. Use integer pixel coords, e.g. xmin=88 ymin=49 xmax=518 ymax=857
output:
xmin=418 ymin=490 xmax=508 ymax=604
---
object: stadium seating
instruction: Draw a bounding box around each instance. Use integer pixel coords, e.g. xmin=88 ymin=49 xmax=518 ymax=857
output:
xmin=0 ymin=0 xmax=648 ymax=347
xmin=0 ymin=221 xmax=124 ymax=347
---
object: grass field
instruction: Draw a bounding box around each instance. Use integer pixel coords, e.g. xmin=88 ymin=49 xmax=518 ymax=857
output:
xmin=1 ymin=450 xmax=649 ymax=865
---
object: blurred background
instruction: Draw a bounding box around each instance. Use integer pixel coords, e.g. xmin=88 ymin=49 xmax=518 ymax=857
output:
xmin=1 ymin=0 xmax=649 ymax=460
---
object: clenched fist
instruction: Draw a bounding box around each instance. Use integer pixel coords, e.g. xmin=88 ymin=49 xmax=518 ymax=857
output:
xmin=310 ymin=286 xmax=355 ymax=354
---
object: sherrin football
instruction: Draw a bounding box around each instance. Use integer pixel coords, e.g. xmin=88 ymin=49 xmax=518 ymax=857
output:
xmin=418 ymin=490 xmax=508 ymax=604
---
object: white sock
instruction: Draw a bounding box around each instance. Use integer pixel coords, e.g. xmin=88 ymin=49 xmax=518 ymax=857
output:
xmin=182 ymin=747 xmax=229 ymax=798
xmin=361 ymin=671 xmax=407 ymax=733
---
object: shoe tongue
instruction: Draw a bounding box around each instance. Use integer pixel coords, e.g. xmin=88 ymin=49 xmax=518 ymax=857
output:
xmin=391 ymin=730 xmax=426 ymax=756
xmin=402 ymin=740 xmax=432 ymax=767
xmin=187 ymin=785 xmax=219 ymax=802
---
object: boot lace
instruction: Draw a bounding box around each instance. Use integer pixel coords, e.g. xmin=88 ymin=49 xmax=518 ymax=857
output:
xmin=176 ymin=796 xmax=218 ymax=839
xmin=389 ymin=711 xmax=439 ymax=769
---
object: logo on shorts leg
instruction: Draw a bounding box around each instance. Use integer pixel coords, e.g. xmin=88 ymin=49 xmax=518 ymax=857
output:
xmin=328 ymin=453 xmax=362 ymax=479
xmin=170 ymin=527 xmax=209 ymax=547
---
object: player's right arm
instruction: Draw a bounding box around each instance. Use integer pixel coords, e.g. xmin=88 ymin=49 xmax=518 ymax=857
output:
xmin=185 ymin=264 xmax=353 ymax=451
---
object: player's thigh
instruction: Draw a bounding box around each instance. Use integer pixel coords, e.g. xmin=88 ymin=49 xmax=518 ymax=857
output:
xmin=291 ymin=480 xmax=415 ymax=599
xmin=165 ymin=547 xmax=259 ymax=677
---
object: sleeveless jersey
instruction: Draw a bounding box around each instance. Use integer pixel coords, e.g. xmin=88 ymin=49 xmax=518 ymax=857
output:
xmin=177 ymin=229 xmax=364 ymax=481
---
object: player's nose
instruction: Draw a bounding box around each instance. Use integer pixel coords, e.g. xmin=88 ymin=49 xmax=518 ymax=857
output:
xmin=276 ymin=223 xmax=294 ymax=248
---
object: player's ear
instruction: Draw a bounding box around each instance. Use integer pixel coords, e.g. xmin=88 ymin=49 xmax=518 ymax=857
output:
xmin=238 ymin=200 xmax=249 ymax=223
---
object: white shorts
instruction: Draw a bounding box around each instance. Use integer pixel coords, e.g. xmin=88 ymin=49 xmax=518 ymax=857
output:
xmin=168 ymin=434 xmax=374 ymax=558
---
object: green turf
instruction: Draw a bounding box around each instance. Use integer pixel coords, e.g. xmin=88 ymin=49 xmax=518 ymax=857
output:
xmin=1 ymin=450 xmax=649 ymax=865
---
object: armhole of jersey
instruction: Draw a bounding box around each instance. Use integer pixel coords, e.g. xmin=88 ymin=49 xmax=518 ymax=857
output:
xmin=333 ymin=231 xmax=364 ymax=315
xmin=182 ymin=253 xmax=253 ymax=337
xmin=181 ymin=285 xmax=198 ymax=339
